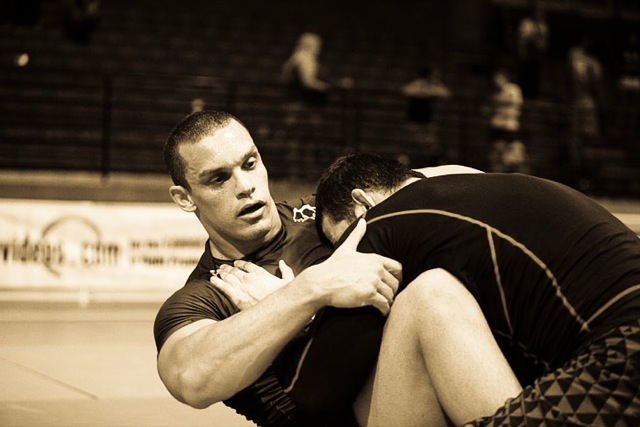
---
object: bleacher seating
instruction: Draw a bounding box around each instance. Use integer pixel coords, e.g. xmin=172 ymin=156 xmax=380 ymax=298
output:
xmin=0 ymin=0 xmax=639 ymax=196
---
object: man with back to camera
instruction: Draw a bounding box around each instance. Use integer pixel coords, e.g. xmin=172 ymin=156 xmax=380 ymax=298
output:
xmin=152 ymin=110 xmax=404 ymax=427
xmin=308 ymin=152 xmax=640 ymax=426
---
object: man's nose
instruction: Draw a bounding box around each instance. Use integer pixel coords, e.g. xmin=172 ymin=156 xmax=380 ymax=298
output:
xmin=235 ymin=172 xmax=256 ymax=198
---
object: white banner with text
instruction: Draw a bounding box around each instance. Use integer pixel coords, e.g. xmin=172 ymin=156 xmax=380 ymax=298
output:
xmin=0 ymin=199 xmax=207 ymax=293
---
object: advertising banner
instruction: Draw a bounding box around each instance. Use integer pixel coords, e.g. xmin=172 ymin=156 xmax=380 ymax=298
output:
xmin=0 ymin=199 xmax=207 ymax=295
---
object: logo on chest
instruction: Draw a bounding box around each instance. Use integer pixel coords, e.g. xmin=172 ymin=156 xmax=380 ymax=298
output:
xmin=293 ymin=204 xmax=316 ymax=223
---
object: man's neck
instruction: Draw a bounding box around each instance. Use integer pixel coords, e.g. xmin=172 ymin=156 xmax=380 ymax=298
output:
xmin=397 ymin=177 xmax=423 ymax=192
xmin=208 ymin=224 xmax=283 ymax=261
xmin=208 ymin=239 xmax=247 ymax=261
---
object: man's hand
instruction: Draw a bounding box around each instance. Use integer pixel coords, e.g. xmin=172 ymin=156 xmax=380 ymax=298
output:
xmin=210 ymin=260 xmax=294 ymax=310
xmin=303 ymin=219 xmax=402 ymax=316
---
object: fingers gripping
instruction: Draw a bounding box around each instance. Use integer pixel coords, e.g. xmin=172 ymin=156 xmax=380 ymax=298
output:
xmin=210 ymin=274 xmax=240 ymax=300
xmin=233 ymin=260 xmax=262 ymax=273
xmin=371 ymin=291 xmax=391 ymax=316
xmin=217 ymin=264 xmax=245 ymax=283
xmin=380 ymin=256 xmax=403 ymax=287
xmin=376 ymin=281 xmax=396 ymax=305
xmin=210 ymin=269 xmax=255 ymax=310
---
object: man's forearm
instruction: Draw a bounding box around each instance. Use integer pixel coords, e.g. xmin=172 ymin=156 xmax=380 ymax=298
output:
xmin=158 ymin=277 xmax=323 ymax=408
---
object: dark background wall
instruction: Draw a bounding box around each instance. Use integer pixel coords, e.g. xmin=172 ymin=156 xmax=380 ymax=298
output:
xmin=1 ymin=0 xmax=639 ymax=196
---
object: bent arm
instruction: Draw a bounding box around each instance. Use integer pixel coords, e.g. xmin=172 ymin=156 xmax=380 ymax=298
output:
xmin=157 ymin=280 xmax=322 ymax=408
xmin=157 ymin=221 xmax=401 ymax=409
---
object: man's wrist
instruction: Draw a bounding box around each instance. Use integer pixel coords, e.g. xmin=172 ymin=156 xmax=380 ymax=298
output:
xmin=290 ymin=266 xmax=328 ymax=312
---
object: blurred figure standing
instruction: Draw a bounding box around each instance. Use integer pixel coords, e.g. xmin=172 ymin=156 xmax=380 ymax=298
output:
xmin=567 ymin=35 xmax=604 ymax=140
xmin=516 ymin=3 xmax=549 ymax=99
xmin=566 ymin=35 xmax=605 ymax=190
xmin=281 ymin=32 xmax=333 ymax=178
xmin=282 ymin=32 xmax=332 ymax=113
xmin=486 ymin=69 xmax=529 ymax=174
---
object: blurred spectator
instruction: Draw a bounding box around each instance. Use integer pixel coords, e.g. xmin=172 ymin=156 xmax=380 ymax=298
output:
xmin=281 ymin=32 xmax=339 ymax=178
xmin=485 ymin=69 xmax=529 ymax=173
xmin=566 ymin=35 xmax=605 ymax=190
xmin=567 ymin=35 xmax=604 ymax=140
xmin=281 ymin=32 xmax=332 ymax=123
xmin=516 ymin=3 xmax=549 ymax=99
xmin=400 ymin=66 xmax=452 ymax=165
xmin=62 ymin=0 xmax=100 ymax=44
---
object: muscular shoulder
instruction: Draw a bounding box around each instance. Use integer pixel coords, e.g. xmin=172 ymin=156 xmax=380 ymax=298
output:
xmin=153 ymin=278 xmax=238 ymax=352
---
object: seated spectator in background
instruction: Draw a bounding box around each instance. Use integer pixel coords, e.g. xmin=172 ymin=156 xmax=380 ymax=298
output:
xmin=516 ymin=3 xmax=549 ymax=99
xmin=485 ymin=68 xmax=529 ymax=173
xmin=399 ymin=66 xmax=452 ymax=166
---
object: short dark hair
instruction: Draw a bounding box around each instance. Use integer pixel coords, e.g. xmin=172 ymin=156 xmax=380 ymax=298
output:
xmin=315 ymin=152 xmax=425 ymax=227
xmin=163 ymin=110 xmax=246 ymax=191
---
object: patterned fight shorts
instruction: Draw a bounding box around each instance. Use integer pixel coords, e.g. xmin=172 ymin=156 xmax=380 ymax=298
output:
xmin=467 ymin=320 xmax=640 ymax=426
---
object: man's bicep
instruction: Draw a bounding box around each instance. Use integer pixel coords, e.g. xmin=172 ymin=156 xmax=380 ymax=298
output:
xmin=157 ymin=319 xmax=217 ymax=385
xmin=161 ymin=318 xmax=217 ymax=353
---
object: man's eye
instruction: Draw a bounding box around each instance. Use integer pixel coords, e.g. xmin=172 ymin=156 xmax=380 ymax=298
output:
xmin=245 ymin=157 xmax=257 ymax=169
xmin=210 ymin=174 xmax=228 ymax=184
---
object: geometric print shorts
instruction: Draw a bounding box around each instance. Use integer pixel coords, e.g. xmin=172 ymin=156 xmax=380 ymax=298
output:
xmin=467 ymin=319 xmax=640 ymax=426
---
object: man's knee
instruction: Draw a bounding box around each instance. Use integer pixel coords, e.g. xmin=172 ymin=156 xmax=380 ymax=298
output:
xmin=393 ymin=268 xmax=467 ymax=320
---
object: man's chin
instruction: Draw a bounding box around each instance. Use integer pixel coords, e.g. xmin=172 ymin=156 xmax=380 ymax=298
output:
xmin=242 ymin=216 xmax=280 ymax=241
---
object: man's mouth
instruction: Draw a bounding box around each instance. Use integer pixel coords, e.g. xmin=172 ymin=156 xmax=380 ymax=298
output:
xmin=239 ymin=201 xmax=265 ymax=217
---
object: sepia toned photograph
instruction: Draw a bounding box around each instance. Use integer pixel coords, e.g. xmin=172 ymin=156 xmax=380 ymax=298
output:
xmin=1 ymin=0 xmax=639 ymax=426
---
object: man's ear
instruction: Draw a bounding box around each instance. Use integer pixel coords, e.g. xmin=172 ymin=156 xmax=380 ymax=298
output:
xmin=351 ymin=188 xmax=376 ymax=216
xmin=169 ymin=185 xmax=197 ymax=212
